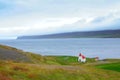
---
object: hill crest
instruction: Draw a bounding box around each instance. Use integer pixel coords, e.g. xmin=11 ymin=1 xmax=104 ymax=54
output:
xmin=17 ymin=29 xmax=120 ymax=39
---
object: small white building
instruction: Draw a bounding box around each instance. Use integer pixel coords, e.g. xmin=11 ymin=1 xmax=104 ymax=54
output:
xmin=78 ymin=53 xmax=86 ymax=63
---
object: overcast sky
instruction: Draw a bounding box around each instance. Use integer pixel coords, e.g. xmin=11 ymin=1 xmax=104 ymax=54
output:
xmin=0 ymin=0 xmax=120 ymax=39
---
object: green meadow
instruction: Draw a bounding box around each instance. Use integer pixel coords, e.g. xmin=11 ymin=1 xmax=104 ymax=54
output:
xmin=96 ymin=62 xmax=120 ymax=72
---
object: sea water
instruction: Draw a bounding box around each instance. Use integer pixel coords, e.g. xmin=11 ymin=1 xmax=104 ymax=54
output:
xmin=0 ymin=38 xmax=120 ymax=59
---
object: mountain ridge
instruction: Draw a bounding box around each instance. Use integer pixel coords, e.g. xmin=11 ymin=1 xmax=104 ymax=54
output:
xmin=17 ymin=29 xmax=120 ymax=39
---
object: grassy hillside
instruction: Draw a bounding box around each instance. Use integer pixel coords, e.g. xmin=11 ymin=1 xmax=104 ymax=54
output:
xmin=0 ymin=44 xmax=120 ymax=80
xmin=0 ymin=60 xmax=120 ymax=80
xmin=0 ymin=44 xmax=32 ymax=62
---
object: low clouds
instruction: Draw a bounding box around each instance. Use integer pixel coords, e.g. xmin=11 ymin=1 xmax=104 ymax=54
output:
xmin=0 ymin=17 xmax=80 ymax=38
xmin=1 ymin=12 xmax=120 ymax=38
xmin=56 ymin=12 xmax=120 ymax=32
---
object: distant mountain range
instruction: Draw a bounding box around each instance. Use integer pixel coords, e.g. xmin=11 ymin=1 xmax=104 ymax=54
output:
xmin=17 ymin=29 xmax=120 ymax=39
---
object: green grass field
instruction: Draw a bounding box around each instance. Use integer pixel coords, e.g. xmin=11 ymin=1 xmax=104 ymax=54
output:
xmin=0 ymin=56 xmax=120 ymax=80
xmin=96 ymin=62 xmax=120 ymax=72
xmin=0 ymin=60 xmax=120 ymax=80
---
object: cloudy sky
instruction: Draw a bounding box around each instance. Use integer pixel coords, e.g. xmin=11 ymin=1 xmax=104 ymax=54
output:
xmin=0 ymin=0 xmax=120 ymax=39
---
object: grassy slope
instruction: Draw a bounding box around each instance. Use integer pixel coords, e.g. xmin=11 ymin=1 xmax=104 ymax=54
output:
xmin=0 ymin=44 xmax=120 ymax=80
xmin=0 ymin=44 xmax=32 ymax=62
xmin=0 ymin=60 xmax=120 ymax=80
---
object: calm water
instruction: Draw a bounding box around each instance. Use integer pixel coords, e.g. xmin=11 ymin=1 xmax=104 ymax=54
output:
xmin=0 ymin=38 xmax=120 ymax=59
